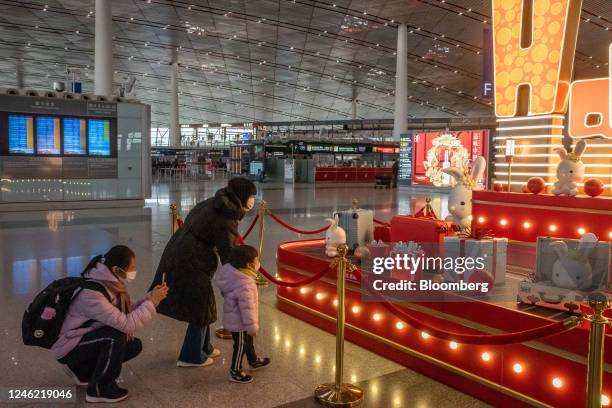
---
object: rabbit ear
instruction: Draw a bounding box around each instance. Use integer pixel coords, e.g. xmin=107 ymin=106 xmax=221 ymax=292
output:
xmin=578 ymin=232 xmax=598 ymax=254
xmin=550 ymin=241 xmax=569 ymax=258
xmin=554 ymin=147 xmax=567 ymax=159
xmin=470 ymin=156 xmax=487 ymax=182
xmin=442 ymin=167 xmax=464 ymax=182
xmin=325 ymin=218 xmax=335 ymax=228
xmin=574 ymin=140 xmax=587 ymax=157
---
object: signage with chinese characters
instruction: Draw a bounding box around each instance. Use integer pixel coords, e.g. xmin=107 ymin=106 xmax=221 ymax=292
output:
xmin=398 ymin=133 xmax=413 ymax=186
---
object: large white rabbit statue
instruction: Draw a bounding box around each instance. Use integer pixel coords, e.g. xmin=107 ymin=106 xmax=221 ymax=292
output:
xmin=325 ymin=216 xmax=346 ymax=257
xmin=442 ymin=156 xmax=487 ymax=230
xmin=552 ymin=140 xmax=586 ymax=196
xmin=549 ymin=233 xmax=597 ymax=291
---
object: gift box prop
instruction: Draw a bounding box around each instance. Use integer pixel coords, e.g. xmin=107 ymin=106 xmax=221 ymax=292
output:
xmin=389 ymin=241 xmax=425 ymax=281
xmin=373 ymin=225 xmax=391 ymax=242
xmin=442 ymin=230 xmax=508 ymax=287
xmin=337 ymin=199 xmax=374 ymax=250
xmin=517 ymin=233 xmax=612 ymax=313
xmin=390 ymin=199 xmax=454 ymax=247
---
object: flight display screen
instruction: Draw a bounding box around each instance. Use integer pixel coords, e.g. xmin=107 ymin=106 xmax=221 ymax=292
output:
xmin=63 ymin=118 xmax=87 ymax=155
xmin=36 ymin=117 xmax=61 ymax=155
xmin=87 ymin=119 xmax=111 ymax=156
xmin=8 ymin=115 xmax=35 ymax=154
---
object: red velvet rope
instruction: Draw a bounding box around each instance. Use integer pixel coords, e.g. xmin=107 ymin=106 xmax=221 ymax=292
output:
xmin=268 ymin=212 xmax=330 ymax=235
xmin=258 ymin=264 xmax=332 ymax=287
xmin=242 ymin=214 xmax=259 ymax=240
xmin=373 ymin=218 xmax=390 ymax=226
xmin=381 ymin=301 xmax=573 ymax=345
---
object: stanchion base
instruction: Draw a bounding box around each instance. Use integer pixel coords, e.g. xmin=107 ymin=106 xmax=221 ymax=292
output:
xmin=314 ymin=383 xmax=364 ymax=407
xmin=215 ymin=328 xmax=233 ymax=339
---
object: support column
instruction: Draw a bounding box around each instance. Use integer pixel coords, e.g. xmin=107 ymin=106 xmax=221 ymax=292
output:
xmin=393 ymin=23 xmax=408 ymax=140
xmin=94 ymin=0 xmax=113 ymax=97
xmin=351 ymin=85 xmax=358 ymax=120
xmin=170 ymin=59 xmax=180 ymax=147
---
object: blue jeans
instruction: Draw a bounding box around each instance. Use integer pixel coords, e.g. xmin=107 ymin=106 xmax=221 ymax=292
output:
xmin=178 ymin=323 xmax=213 ymax=364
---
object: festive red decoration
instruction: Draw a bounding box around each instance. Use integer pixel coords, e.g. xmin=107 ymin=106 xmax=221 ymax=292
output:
xmin=584 ymin=178 xmax=604 ymax=197
xmin=521 ymin=185 xmax=530 ymax=193
xmin=493 ymin=182 xmax=505 ymax=192
xmin=527 ymin=177 xmax=546 ymax=194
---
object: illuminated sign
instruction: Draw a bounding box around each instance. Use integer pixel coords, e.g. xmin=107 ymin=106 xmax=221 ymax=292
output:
xmin=492 ymin=0 xmax=581 ymax=117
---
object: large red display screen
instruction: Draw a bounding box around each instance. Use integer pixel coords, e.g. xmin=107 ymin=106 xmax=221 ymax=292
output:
xmin=412 ymin=130 xmax=489 ymax=187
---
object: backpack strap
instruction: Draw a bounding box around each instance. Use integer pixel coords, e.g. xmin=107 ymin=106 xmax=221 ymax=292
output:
xmin=80 ymin=280 xmax=112 ymax=303
xmin=77 ymin=280 xmax=113 ymax=329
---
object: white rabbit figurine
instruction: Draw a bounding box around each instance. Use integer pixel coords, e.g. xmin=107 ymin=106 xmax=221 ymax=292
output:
xmin=441 ymin=156 xmax=487 ymax=230
xmin=325 ymin=216 xmax=347 ymax=257
xmin=549 ymin=233 xmax=597 ymax=291
xmin=552 ymin=140 xmax=586 ymax=196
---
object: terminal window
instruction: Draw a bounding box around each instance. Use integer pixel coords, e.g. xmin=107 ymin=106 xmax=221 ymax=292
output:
xmin=88 ymin=119 xmax=111 ymax=156
xmin=36 ymin=117 xmax=61 ymax=155
xmin=8 ymin=115 xmax=35 ymax=154
xmin=63 ymin=118 xmax=87 ymax=155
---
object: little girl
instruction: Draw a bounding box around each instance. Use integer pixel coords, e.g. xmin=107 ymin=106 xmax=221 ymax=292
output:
xmin=215 ymin=245 xmax=270 ymax=383
xmin=52 ymin=245 xmax=168 ymax=403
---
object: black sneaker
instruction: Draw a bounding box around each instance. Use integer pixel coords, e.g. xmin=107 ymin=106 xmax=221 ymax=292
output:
xmin=229 ymin=370 xmax=253 ymax=384
xmin=249 ymin=357 xmax=271 ymax=371
xmin=86 ymin=382 xmax=129 ymax=403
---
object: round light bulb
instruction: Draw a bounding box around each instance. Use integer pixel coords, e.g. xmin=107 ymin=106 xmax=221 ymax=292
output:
xmin=552 ymin=377 xmax=563 ymax=388
xmin=333 ymin=299 xmax=338 ymax=307
xmin=481 ymin=352 xmax=491 ymax=362
xmin=513 ymin=363 xmax=523 ymax=373
xmin=449 ymin=341 xmax=458 ymax=350
xmin=396 ymin=322 xmax=405 ymax=330
xmin=421 ymin=331 xmax=430 ymax=339
xmin=602 ymin=395 xmax=610 ymax=406
xmin=500 ymin=219 xmax=508 ymax=226
xmin=549 ymin=224 xmax=557 ymax=232
xmin=299 ymin=287 xmax=307 ymax=294
xmin=578 ymin=228 xmax=586 ymax=235
xmin=372 ymin=313 xmax=381 ymax=321
xmin=609 ymin=231 xmax=612 ymax=239
xmin=315 ymin=292 xmax=325 ymax=300
xmin=523 ymin=222 xmax=531 ymax=229
xmin=352 ymin=305 xmax=361 ymax=314
xmin=478 ymin=216 xmax=486 ymax=224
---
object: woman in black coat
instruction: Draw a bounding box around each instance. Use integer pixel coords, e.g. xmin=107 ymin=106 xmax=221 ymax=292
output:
xmin=151 ymin=177 xmax=257 ymax=366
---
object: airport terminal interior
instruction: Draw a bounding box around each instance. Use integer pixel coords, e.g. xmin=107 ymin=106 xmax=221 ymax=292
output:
xmin=1 ymin=0 xmax=612 ymax=407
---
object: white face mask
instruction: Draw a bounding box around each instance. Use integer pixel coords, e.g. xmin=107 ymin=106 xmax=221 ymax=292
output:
xmin=118 ymin=267 xmax=137 ymax=282
xmin=125 ymin=270 xmax=138 ymax=282
xmin=244 ymin=196 xmax=255 ymax=211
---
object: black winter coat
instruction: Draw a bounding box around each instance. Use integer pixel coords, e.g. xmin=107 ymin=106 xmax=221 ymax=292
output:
xmin=150 ymin=188 xmax=245 ymax=326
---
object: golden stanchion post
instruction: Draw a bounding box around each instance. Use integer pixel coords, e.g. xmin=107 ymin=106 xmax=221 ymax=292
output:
xmin=587 ymin=292 xmax=609 ymax=408
xmin=255 ymin=201 xmax=269 ymax=287
xmin=170 ymin=204 xmax=178 ymax=235
xmin=315 ymin=244 xmax=364 ymax=407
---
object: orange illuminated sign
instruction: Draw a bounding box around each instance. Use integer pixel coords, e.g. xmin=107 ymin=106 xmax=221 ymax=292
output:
xmin=492 ymin=0 xmax=582 ymax=117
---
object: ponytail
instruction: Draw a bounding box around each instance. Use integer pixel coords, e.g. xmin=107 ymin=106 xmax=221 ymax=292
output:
xmin=81 ymin=245 xmax=135 ymax=277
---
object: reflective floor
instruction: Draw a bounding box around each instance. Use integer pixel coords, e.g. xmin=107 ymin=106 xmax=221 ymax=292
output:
xmin=0 ymin=180 xmax=489 ymax=407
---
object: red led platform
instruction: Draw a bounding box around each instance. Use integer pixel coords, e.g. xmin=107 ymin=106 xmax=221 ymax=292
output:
xmin=276 ymin=239 xmax=612 ymax=408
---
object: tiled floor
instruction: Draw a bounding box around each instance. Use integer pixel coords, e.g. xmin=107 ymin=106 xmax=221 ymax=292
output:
xmin=0 ymin=179 xmax=489 ymax=407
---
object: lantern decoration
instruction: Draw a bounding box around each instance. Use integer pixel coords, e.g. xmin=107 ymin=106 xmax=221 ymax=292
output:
xmin=527 ymin=177 xmax=546 ymax=194
xmin=584 ymin=178 xmax=605 ymax=197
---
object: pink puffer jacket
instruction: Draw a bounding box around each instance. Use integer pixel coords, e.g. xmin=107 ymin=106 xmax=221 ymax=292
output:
xmin=214 ymin=263 xmax=258 ymax=334
xmin=51 ymin=263 xmax=156 ymax=359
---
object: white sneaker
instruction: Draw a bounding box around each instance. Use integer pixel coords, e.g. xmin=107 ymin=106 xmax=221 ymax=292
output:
xmin=177 ymin=357 xmax=214 ymax=368
xmin=209 ymin=348 xmax=221 ymax=358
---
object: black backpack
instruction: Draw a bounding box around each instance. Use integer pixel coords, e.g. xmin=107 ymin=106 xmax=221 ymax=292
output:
xmin=22 ymin=277 xmax=111 ymax=349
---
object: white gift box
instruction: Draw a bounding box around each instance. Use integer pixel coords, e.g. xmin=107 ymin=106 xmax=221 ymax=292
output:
xmin=443 ymin=236 xmax=508 ymax=286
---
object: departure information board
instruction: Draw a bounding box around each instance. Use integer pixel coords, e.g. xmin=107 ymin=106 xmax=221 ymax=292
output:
xmin=88 ymin=119 xmax=111 ymax=156
xmin=399 ymin=133 xmax=413 ymax=186
xmin=63 ymin=118 xmax=87 ymax=155
xmin=36 ymin=117 xmax=61 ymax=155
xmin=8 ymin=115 xmax=34 ymax=154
